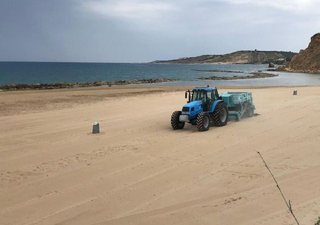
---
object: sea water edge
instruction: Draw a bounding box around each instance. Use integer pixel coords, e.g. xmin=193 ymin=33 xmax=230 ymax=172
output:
xmin=0 ymin=62 xmax=319 ymax=87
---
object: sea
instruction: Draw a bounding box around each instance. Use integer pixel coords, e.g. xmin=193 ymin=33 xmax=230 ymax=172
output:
xmin=0 ymin=62 xmax=320 ymax=87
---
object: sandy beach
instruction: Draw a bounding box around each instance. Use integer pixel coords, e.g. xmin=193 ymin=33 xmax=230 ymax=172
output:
xmin=0 ymin=86 xmax=320 ymax=225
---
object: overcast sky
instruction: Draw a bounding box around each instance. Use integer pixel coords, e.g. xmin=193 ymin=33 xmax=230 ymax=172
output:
xmin=0 ymin=0 xmax=319 ymax=62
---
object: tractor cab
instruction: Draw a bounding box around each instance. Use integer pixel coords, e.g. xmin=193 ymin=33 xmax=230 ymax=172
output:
xmin=185 ymin=87 xmax=220 ymax=111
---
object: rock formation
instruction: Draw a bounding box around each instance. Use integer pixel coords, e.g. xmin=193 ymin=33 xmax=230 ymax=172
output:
xmin=198 ymin=72 xmax=278 ymax=80
xmin=277 ymin=33 xmax=320 ymax=73
xmin=0 ymin=78 xmax=178 ymax=91
xmin=153 ymin=51 xmax=296 ymax=65
xmin=268 ymin=62 xmax=275 ymax=68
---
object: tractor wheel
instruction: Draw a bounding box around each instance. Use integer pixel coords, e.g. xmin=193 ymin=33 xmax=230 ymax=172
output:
xmin=213 ymin=102 xmax=228 ymax=127
xmin=171 ymin=111 xmax=185 ymax=130
xmin=197 ymin=112 xmax=210 ymax=131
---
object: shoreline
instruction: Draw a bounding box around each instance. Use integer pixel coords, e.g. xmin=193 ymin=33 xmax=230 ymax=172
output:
xmin=0 ymin=83 xmax=317 ymax=94
xmin=199 ymin=72 xmax=278 ymax=80
xmin=0 ymin=78 xmax=178 ymax=91
xmin=0 ymin=85 xmax=315 ymax=117
xmin=0 ymin=70 xmax=283 ymax=92
xmin=269 ymin=67 xmax=320 ymax=74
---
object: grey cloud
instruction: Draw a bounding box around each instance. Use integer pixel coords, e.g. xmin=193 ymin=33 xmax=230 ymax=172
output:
xmin=0 ymin=0 xmax=318 ymax=62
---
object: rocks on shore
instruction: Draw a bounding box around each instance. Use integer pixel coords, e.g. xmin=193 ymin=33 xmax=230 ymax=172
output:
xmin=199 ymin=72 xmax=278 ymax=80
xmin=276 ymin=65 xmax=320 ymax=74
xmin=0 ymin=78 xmax=178 ymax=91
xmin=268 ymin=62 xmax=275 ymax=68
xmin=194 ymin=69 xmax=244 ymax=73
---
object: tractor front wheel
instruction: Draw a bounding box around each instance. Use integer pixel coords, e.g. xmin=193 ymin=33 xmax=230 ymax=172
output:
xmin=213 ymin=102 xmax=228 ymax=127
xmin=171 ymin=111 xmax=185 ymax=130
xmin=197 ymin=112 xmax=210 ymax=131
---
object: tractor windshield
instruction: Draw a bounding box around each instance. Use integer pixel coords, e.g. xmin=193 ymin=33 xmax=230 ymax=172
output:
xmin=192 ymin=90 xmax=206 ymax=101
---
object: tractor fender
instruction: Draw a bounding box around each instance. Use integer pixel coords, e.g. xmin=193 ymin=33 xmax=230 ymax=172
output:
xmin=210 ymin=100 xmax=225 ymax=113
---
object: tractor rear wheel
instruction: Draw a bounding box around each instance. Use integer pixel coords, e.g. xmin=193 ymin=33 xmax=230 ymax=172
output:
xmin=213 ymin=102 xmax=228 ymax=127
xmin=197 ymin=112 xmax=210 ymax=131
xmin=171 ymin=111 xmax=185 ymax=130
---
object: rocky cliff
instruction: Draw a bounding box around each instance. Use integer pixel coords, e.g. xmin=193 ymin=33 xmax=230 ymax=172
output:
xmin=278 ymin=33 xmax=320 ymax=73
xmin=154 ymin=50 xmax=296 ymax=64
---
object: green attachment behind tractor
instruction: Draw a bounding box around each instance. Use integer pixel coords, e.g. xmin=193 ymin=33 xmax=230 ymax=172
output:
xmin=219 ymin=92 xmax=255 ymax=121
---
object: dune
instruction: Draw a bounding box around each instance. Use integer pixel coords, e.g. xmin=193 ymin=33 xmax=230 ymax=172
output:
xmin=0 ymin=86 xmax=319 ymax=225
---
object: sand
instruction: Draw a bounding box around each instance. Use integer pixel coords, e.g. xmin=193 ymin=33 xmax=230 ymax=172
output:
xmin=0 ymin=86 xmax=320 ymax=225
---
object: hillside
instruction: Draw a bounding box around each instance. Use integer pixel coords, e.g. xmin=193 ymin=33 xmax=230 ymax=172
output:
xmin=278 ymin=33 xmax=320 ymax=73
xmin=154 ymin=50 xmax=296 ymax=64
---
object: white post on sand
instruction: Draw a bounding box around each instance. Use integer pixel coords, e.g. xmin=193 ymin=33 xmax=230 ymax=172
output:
xmin=92 ymin=122 xmax=100 ymax=134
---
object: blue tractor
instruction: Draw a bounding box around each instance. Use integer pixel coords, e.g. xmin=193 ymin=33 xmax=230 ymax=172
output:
xmin=171 ymin=87 xmax=255 ymax=131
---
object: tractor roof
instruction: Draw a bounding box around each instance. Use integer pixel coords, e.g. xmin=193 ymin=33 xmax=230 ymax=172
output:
xmin=193 ymin=87 xmax=217 ymax=91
